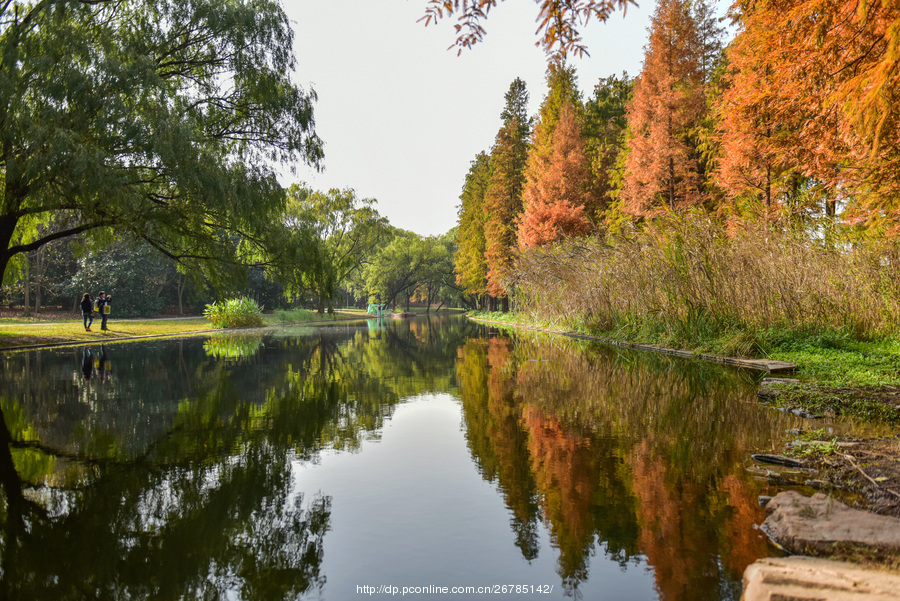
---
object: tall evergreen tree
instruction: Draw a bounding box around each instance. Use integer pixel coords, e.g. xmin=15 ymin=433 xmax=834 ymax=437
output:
xmin=619 ymin=0 xmax=720 ymax=216
xmin=518 ymin=63 xmax=592 ymax=248
xmin=483 ymin=79 xmax=532 ymax=309
xmin=583 ymin=73 xmax=634 ymax=219
xmin=454 ymin=152 xmax=491 ymax=301
xmin=528 ymin=63 xmax=583 ymax=170
xmin=518 ymin=103 xmax=593 ymax=248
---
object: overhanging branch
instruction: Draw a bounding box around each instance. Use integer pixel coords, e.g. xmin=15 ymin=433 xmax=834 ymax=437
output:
xmin=6 ymin=220 xmax=113 ymax=256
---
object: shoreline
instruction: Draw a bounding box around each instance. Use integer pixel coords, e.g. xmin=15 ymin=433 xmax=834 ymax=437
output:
xmin=467 ymin=315 xmax=797 ymax=372
xmin=0 ymin=313 xmax=370 ymax=352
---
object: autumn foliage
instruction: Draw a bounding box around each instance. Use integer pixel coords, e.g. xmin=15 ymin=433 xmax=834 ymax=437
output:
xmin=620 ymin=0 xmax=712 ymax=216
xmin=518 ymin=103 xmax=593 ymax=247
xmin=716 ymin=0 xmax=900 ymax=227
xmin=453 ymin=0 xmax=900 ymax=313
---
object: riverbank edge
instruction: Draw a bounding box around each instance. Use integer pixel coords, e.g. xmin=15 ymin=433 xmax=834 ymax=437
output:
xmin=467 ymin=315 xmax=796 ymax=372
xmin=0 ymin=314 xmax=370 ymax=352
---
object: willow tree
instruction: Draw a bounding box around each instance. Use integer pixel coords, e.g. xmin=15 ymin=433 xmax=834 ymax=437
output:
xmin=283 ymin=185 xmax=386 ymax=314
xmin=0 ymin=0 xmax=323 ymax=286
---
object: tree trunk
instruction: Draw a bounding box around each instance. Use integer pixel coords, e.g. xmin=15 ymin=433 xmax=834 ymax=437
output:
xmin=34 ymin=248 xmax=43 ymax=313
xmin=22 ymin=255 xmax=31 ymax=317
xmin=668 ymin=155 xmax=675 ymax=210
xmin=177 ymin=273 xmax=185 ymax=315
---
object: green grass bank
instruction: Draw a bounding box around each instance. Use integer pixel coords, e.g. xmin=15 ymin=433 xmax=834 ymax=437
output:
xmin=0 ymin=308 xmax=361 ymax=350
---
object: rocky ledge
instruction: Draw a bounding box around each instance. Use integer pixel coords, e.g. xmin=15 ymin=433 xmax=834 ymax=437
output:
xmin=742 ymin=491 xmax=900 ymax=600
xmin=759 ymin=491 xmax=900 ymax=558
xmin=743 ymin=557 xmax=900 ymax=601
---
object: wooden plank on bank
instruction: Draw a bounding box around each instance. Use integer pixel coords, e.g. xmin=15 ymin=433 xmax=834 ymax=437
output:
xmin=469 ymin=317 xmax=796 ymax=373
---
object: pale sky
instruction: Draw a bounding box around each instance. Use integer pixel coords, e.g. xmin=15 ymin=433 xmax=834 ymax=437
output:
xmin=282 ymin=1 xmax=668 ymax=236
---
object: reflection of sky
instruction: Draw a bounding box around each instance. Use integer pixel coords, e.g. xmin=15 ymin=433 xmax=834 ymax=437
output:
xmin=292 ymin=394 xmax=657 ymax=601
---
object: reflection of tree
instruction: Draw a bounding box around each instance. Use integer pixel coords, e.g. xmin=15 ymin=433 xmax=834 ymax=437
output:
xmin=1 ymin=389 xmax=331 ymax=600
xmin=0 ymin=316 xmax=481 ymax=598
xmin=522 ymin=407 xmax=641 ymax=596
xmin=456 ymin=332 xmax=788 ymax=601
xmin=458 ymin=338 xmax=541 ymax=561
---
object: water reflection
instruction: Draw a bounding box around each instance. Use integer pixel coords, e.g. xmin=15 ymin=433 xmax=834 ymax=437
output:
xmin=456 ymin=333 xmax=795 ymax=600
xmin=203 ymin=332 xmax=265 ymax=360
xmin=0 ymin=317 xmax=806 ymax=600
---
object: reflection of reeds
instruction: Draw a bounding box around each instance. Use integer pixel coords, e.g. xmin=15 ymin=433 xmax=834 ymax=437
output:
xmin=509 ymin=214 xmax=900 ymax=351
xmin=203 ymin=334 xmax=264 ymax=360
xmin=509 ymin=336 xmax=786 ymax=476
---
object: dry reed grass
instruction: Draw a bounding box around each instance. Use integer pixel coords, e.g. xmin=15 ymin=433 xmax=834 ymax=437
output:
xmin=508 ymin=213 xmax=900 ymax=354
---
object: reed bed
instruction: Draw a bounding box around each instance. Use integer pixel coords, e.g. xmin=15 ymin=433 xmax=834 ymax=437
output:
xmin=508 ymin=213 xmax=900 ymax=355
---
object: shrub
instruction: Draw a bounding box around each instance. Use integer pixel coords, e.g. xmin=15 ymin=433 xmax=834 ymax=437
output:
xmin=203 ymin=297 xmax=264 ymax=328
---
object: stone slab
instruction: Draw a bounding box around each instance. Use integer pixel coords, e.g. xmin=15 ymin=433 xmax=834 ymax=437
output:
xmin=760 ymin=491 xmax=900 ymax=555
xmin=742 ymin=557 xmax=900 ymax=601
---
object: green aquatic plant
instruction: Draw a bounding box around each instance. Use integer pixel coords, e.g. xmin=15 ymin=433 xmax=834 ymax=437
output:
xmin=203 ymin=297 xmax=264 ymax=329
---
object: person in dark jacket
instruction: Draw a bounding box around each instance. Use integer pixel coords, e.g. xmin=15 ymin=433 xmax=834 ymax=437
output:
xmin=97 ymin=291 xmax=112 ymax=331
xmin=80 ymin=293 xmax=94 ymax=331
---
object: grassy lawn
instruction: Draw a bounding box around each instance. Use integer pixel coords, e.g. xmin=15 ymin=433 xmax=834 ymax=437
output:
xmin=764 ymin=335 xmax=900 ymax=387
xmin=0 ymin=318 xmax=215 ymax=348
xmin=0 ymin=309 xmax=364 ymax=350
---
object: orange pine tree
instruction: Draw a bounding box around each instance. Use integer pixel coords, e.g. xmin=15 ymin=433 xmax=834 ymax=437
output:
xmin=620 ymin=0 xmax=714 ymax=216
xmin=518 ymin=103 xmax=593 ymax=247
xmin=716 ymin=0 xmax=900 ymax=228
xmin=483 ymin=79 xmax=531 ymax=308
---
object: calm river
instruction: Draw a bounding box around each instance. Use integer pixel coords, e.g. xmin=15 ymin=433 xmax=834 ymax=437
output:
xmin=1 ymin=315 xmax=813 ymax=600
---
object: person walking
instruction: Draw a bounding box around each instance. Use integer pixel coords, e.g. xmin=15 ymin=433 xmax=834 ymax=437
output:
xmin=80 ymin=293 xmax=94 ymax=331
xmin=97 ymin=291 xmax=112 ymax=331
